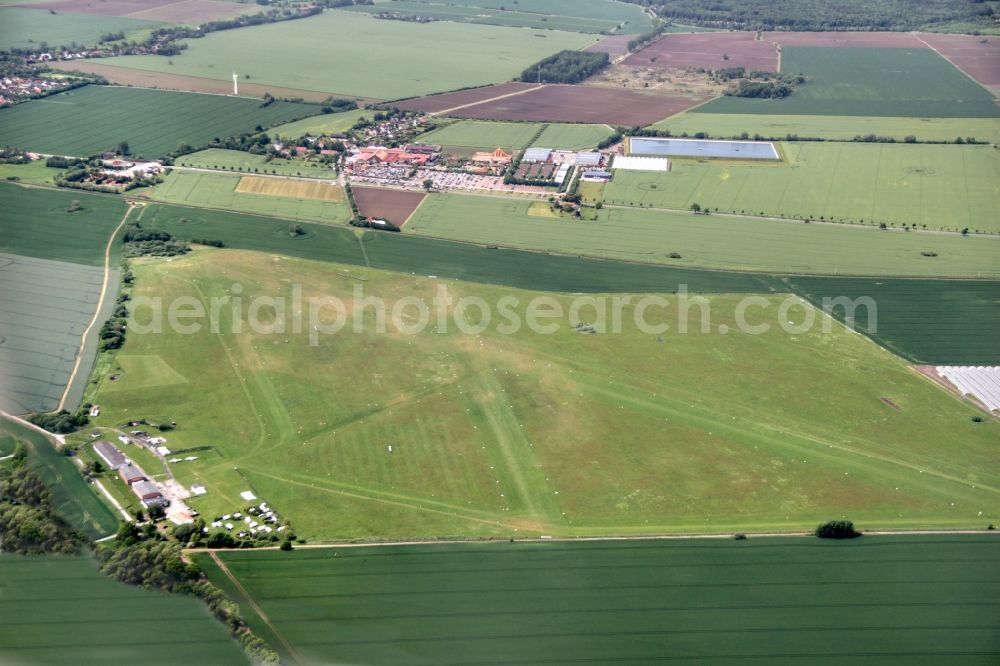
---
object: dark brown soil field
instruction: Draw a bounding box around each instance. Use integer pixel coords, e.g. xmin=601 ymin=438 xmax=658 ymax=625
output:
xmin=47 ymin=61 xmax=375 ymax=103
xmin=917 ymin=33 xmax=1000 ymax=88
xmin=353 ymin=187 xmax=426 ymax=226
xmin=20 ymin=0 xmax=252 ymax=21
xmin=764 ymin=32 xmax=924 ymax=48
xmin=624 ymin=32 xmax=779 ymax=73
xmin=584 ymin=34 xmax=633 ymax=60
xmin=390 ymin=83 xmax=540 ymax=114
xmin=447 ymin=85 xmax=709 ymax=126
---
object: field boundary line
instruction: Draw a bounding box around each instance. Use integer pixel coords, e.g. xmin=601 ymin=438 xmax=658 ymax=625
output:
xmin=431 ymin=84 xmax=546 ymax=116
xmin=57 ymin=203 xmax=135 ymax=412
xmin=911 ymin=32 xmax=993 ymax=94
xmin=208 ymin=551 xmax=305 ymax=665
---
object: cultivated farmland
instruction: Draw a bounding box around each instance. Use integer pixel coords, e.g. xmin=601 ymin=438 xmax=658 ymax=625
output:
xmin=0 ymin=7 xmax=160 ymax=50
xmin=651 ymin=112 xmax=1000 ymax=144
xmin=89 ymin=249 xmax=1000 ymax=539
xmin=344 ymin=0 xmax=653 ymax=34
xmin=95 ymin=12 xmax=597 ymax=100
xmin=0 ymin=86 xmax=320 ymax=158
xmin=19 ymin=0 xmax=255 ymax=22
xmin=786 ymin=276 xmax=1000 ymax=365
xmin=176 ymin=149 xmax=336 ymax=179
xmin=405 ymin=192 xmax=1000 ymax=277
xmin=0 ymin=185 xmax=128 ymax=413
xmin=200 ymin=536 xmax=1000 ymax=666
xmin=624 ymin=31 xmax=779 ymax=72
xmin=270 ymin=109 xmax=371 ymax=140
xmin=447 ymin=85 xmax=710 ymax=126
xmin=697 ymin=47 xmax=1000 ymax=118
xmin=0 ymin=554 xmax=246 ymax=666
xmin=151 ymin=171 xmax=350 ymax=225
xmin=418 ymin=120 xmax=545 ymax=150
xmin=918 ymin=33 xmax=1000 ymax=91
xmin=389 ymin=82 xmax=541 ymax=114
xmin=352 ymin=187 xmax=426 ymax=226
xmin=605 ymin=142 xmax=1000 ymax=233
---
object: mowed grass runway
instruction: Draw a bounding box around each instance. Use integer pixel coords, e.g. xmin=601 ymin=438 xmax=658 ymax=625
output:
xmin=90 ymin=249 xmax=1000 ymax=540
xmin=0 ymin=85 xmax=320 ymax=158
xmin=0 ymin=554 xmax=246 ymax=666
xmin=406 ymin=192 xmax=1000 ymax=277
xmin=151 ymin=171 xmax=350 ymax=225
xmin=95 ymin=12 xmax=596 ymax=100
xmin=198 ymin=536 xmax=1000 ymax=666
xmin=697 ymin=47 xmax=1000 ymax=118
xmin=605 ymin=142 xmax=1000 ymax=233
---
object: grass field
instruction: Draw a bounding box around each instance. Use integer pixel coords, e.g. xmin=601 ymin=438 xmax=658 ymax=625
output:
xmin=0 ymin=86 xmax=320 ymax=158
xmin=96 ymin=12 xmax=596 ymax=100
xmin=0 ymin=160 xmax=64 ymax=185
xmin=607 ymin=142 xmax=1000 ymax=233
xmin=198 ymin=536 xmax=1000 ymax=666
xmin=0 ymin=554 xmax=246 ymax=665
xmin=650 ymin=113 xmax=1000 ymax=144
xmin=530 ymin=123 xmax=617 ymax=150
xmin=88 ymin=248 xmax=999 ymax=539
xmin=697 ymin=47 xmax=1000 ymax=118
xmin=0 ymin=7 xmax=161 ymax=50
xmin=405 ymin=193 xmax=1000 ymax=277
xmin=0 ymin=185 xmax=127 ymax=413
xmin=0 ymin=417 xmax=118 ymax=539
xmin=786 ymin=276 xmax=1000 ymax=364
xmin=176 ymin=149 xmax=335 ymax=179
xmin=344 ymin=0 xmax=653 ymax=33
xmin=419 ymin=120 xmax=545 ymax=150
xmin=269 ymin=109 xmax=371 ymax=139
xmin=150 ymin=171 xmax=350 ymax=225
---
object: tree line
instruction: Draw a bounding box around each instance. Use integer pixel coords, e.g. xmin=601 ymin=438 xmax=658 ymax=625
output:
xmin=519 ymin=51 xmax=609 ymax=85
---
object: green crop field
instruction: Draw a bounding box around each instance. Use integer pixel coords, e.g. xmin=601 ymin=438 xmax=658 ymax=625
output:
xmin=0 ymin=86 xmax=320 ymax=159
xmin=530 ymin=123 xmax=617 ymax=150
xmin=269 ymin=109 xmax=371 ymax=139
xmin=201 ymin=536 xmax=1000 ymax=666
xmin=406 ymin=192 xmax=1000 ymax=277
xmin=175 ymin=149 xmax=335 ymax=178
xmin=0 ymin=417 xmax=118 ymax=538
xmin=345 ymin=0 xmax=653 ymax=33
xmin=420 ymin=120 xmax=546 ymax=150
xmin=650 ymin=113 xmax=1000 ymax=144
xmin=0 ymin=183 xmax=127 ymax=265
xmin=0 ymin=7 xmax=162 ymax=50
xmin=607 ymin=142 xmax=1000 ymax=233
xmin=0 ymin=185 xmax=127 ymax=413
xmin=697 ymin=47 xmax=1000 ymax=118
xmin=88 ymin=248 xmax=999 ymax=539
xmin=786 ymin=276 xmax=1000 ymax=365
xmin=96 ymin=12 xmax=596 ymax=101
xmin=150 ymin=171 xmax=350 ymax=225
xmin=0 ymin=554 xmax=246 ymax=666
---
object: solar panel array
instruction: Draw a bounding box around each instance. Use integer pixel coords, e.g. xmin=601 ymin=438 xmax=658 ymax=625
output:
xmin=937 ymin=366 xmax=1000 ymax=411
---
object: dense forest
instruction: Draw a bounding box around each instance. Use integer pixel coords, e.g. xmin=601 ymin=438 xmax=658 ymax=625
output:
xmin=620 ymin=0 xmax=997 ymax=32
xmin=520 ymin=51 xmax=610 ymax=85
xmin=0 ymin=447 xmax=85 ymax=555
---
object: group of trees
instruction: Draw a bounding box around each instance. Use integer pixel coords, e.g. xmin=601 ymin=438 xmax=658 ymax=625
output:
xmin=619 ymin=0 xmax=995 ymax=32
xmin=27 ymin=407 xmax=90 ymax=434
xmin=121 ymin=223 xmax=192 ymax=257
xmin=519 ymin=51 xmax=609 ymax=85
xmin=0 ymin=453 xmax=85 ymax=555
xmin=724 ymin=72 xmax=806 ymax=99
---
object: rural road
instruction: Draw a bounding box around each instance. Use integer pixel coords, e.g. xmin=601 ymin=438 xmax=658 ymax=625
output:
xmin=57 ymin=203 xmax=137 ymax=412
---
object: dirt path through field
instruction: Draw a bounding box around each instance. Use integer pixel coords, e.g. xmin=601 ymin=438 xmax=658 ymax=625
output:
xmin=57 ymin=203 xmax=136 ymax=412
xmin=209 ymin=551 xmax=305 ymax=665
xmin=431 ymin=84 xmax=545 ymax=116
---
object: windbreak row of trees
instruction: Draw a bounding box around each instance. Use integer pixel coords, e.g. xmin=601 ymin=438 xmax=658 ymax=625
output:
xmin=618 ymin=0 xmax=995 ymax=32
xmin=519 ymin=51 xmax=610 ymax=85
